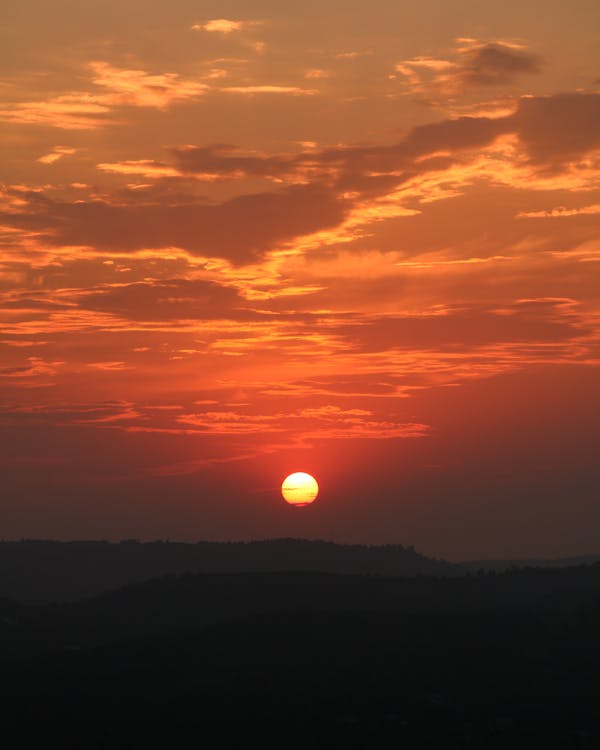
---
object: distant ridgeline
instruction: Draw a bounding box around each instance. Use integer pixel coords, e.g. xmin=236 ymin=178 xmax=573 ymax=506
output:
xmin=0 ymin=538 xmax=460 ymax=603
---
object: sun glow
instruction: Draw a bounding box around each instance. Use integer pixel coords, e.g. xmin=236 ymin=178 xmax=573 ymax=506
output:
xmin=281 ymin=472 xmax=319 ymax=507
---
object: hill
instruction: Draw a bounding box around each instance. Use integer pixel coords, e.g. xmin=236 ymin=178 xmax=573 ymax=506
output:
xmin=2 ymin=563 xmax=600 ymax=655
xmin=1 ymin=565 xmax=600 ymax=746
xmin=0 ymin=538 xmax=460 ymax=603
xmin=462 ymin=554 xmax=600 ymax=572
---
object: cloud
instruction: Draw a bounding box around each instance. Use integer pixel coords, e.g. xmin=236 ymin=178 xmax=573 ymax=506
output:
xmin=0 ymin=62 xmax=208 ymax=129
xmin=166 ymin=144 xmax=299 ymax=182
xmin=457 ymin=39 xmax=540 ymax=86
xmin=8 ymin=183 xmax=347 ymax=263
xmin=329 ymin=302 xmax=587 ymax=354
xmin=220 ymin=85 xmax=317 ymax=96
xmin=511 ymin=92 xmax=600 ymax=168
xmin=86 ymin=361 xmax=128 ymax=371
xmin=4 ymin=93 xmax=598 ymax=266
xmin=74 ymin=279 xmax=251 ymax=321
xmin=518 ymin=204 xmax=600 ymax=219
xmin=127 ymin=114 xmax=507 ymax=187
xmin=334 ymin=51 xmax=374 ymax=59
xmin=0 ymin=356 xmax=62 ymax=379
xmin=89 ymin=61 xmax=207 ymax=109
xmin=304 ymin=69 xmax=331 ymax=80
xmin=175 ymin=405 xmax=429 ymax=441
xmin=116 ymin=92 xmax=597 ymax=189
xmin=0 ymin=59 xmax=319 ymax=130
xmin=0 ymin=93 xmax=114 ymax=130
xmin=0 ymin=396 xmax=429 ymax=455
xmin=37 ymin=147 xmax=77 ymax=165
xmin=192 ymin=19 xmax=261 ymax=33
xmin=97 ymin=160 xmax=184 ymax=179
xmin=396 ymin=39 xmax=541 ymax=102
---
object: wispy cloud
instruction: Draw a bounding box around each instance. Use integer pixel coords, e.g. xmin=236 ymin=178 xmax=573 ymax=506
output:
xmin=96 ymin=160 xmax=184 ymax=178
xmin=89 ymin=61 xmax=207 ymax=109
xmin=0 ymin=93 xmax=114 ymax=130
xmin=518 ymin=204 xmax=600 ymax=218
xmin=304 ymin=69 xmax=331 ymax=80
xmin=0 ymin=356 xmax=63 ymax=379
xmin=173 ymin=405 xmax=430 ymax=442
xmin=0 ymin=59 xmax=320 ymax=130
xmin=220 ymin=85 xmax=317 ymax=95
xmin=0 ymin=62 xmax=208 ymax=129
xmin=191 ymin=19 xmax=262 ymax=34
xmin=37 ymin=147 xmax=77 ymax=165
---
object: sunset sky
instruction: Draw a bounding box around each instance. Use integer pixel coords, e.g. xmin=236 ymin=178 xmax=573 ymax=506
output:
xmin=1 ymin=0 xmax=599 ymax=559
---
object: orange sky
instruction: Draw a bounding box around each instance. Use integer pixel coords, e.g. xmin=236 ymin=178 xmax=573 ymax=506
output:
xmin=1 ymin=0 xmax=599 ymax=558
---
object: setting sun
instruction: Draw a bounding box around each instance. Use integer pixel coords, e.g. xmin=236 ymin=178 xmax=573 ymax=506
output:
xmin=281 ymin=472 xmax=319 ymax=507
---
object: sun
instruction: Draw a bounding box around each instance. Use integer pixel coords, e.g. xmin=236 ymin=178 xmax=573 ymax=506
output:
xmin=281 ymin=472 xmax=319 ymax=507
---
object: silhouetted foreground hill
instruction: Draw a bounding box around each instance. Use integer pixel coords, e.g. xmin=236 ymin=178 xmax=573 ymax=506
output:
xmin=1 ymin=565 xmax=600 ymax=747
xmin=0 ymin=538 xmax=459 ymax=603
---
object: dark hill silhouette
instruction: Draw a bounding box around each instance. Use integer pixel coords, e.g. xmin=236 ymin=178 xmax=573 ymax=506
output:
xmin=0 ymin=538 xmax=460 ymax=603
xmin=1 ymin=565 xmax=600 ymax=746
xmin=2 ymin=563 xmax=600 ymax=657
xmin=462 ymin=553 xmax=600 ymax=571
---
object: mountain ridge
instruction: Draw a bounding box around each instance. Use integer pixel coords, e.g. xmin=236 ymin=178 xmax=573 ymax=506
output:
xmin=0 ymin=538 xmax=459 ymax=603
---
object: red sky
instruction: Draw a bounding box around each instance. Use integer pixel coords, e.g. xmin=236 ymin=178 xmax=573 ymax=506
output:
xmin=1 ymin=0 xmax=599 ymax=559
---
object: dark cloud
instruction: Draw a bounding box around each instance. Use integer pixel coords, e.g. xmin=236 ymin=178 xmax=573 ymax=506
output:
xmin=76 ymin=279 xmax=258 ymax=321
xmin=170 ymin=144 xmax=294 ymax=180
xmin=172 ymin=116 xmax=506 ymax=183
xmin=403 ymin=115 xmax=507 ymax=157
xmin=330 ymin=301 xmax=587 ymax=353
xmin=395 ymin=40 xmax=541 ymax=103
xmin=511 ymin=92 xmax=600 ymax=167
xmin=2 ymin=94 xmax=598 ymax=263
xmin=459 ymin=43 xmax=540 ymax=87
xmin=0 ymin=297 xmax=71 ymax=311
xmin=7 ymin=184 xmax=346 ymax=263
xmin=137 ymin=93 xmax=600 ymax=187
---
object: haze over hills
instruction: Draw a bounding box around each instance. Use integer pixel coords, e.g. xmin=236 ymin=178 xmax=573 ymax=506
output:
xmin=0 ymin=538 xmax=460 ymax=603
xmin=4 ymin=539 xmax=600 ymax=604
xmin=461 ymin=555 xmax=600 ymax=572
